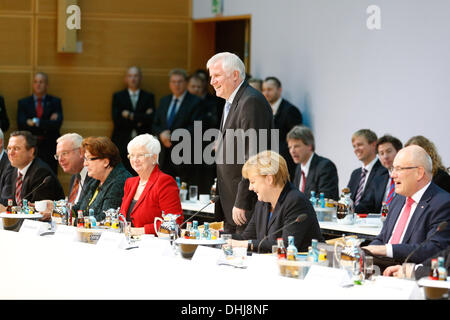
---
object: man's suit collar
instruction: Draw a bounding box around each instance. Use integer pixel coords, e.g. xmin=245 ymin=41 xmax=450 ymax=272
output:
xmin=221 ymin=81 xmax=249 ymax=131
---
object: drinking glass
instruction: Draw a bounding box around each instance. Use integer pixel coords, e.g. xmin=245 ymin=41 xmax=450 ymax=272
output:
xmin=189 ymin=185 xmax=198 ymax=202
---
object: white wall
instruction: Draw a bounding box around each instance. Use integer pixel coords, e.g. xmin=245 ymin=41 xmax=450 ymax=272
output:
xmin=193 ymin=0 xmax=450 ymax=192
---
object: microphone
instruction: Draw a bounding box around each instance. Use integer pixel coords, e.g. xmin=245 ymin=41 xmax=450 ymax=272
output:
xmin=21 ymin=176 xmax=52 ymax=202
xmin=403 ymin=221 xmax=448 ymax=264
xmin=179 ymin=195 xmax=219 ymax=229
xmin=257 ymin=213 xmax=308 ymax=254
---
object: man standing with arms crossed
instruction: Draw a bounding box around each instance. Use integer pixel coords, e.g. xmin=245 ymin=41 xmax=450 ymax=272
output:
xmin=207 ymin=52 xmax=274 ymax=233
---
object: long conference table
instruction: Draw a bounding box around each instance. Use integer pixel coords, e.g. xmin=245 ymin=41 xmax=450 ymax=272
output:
xmin=181 ymin=201 xmax=383 ymax=239
xmin=0 ymin=215 xmax=425 ymax=300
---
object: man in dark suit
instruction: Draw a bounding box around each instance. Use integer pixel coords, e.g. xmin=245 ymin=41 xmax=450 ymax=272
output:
xmin=17 ymin=72 xmax=63 ymax=174
xmin=287 ymin=125 xmax=339 ymax=200
xmin=0 ymin=131 xmax=65 ymax=231
xmin=356 ymin=134 xmax=403 ymax=213
xmin=363 ymin=145 xmax=450 ymax=265
xmin=111 ymin=66 xmax=155 ymax=175
xmin=0 ymin=95 xmax=10 ymax=133
xmin=0 ymin=129 xmax=14 ymax=200
xmin=56 ymin=133 xmax=94 ymax=205
xmin=207 ymin=52 xmax=274 ymax=234
xmin=152 ymin=69 xmax=203 ymax=185
xmin=262 ymin=77 xmax=303 ymax=180
xmin=347 ymin=129 xmax=387 ymax=207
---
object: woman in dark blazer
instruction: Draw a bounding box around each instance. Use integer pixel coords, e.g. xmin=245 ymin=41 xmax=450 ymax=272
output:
xmin=119 ymin=134 xmax=182 ymax=236
xmin=231 ymin=151 xmax=323 ymax=253
xmin=73 ymin=136 xmax=131 ymax=223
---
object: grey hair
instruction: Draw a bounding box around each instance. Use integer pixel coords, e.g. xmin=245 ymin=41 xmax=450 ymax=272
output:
xmin=206 ymin=52 xmax=245 ymax=80
xmin=286 ymin=125 xmax=315 ymax=151
xmin=57 ymin=133 xmax=83 ymax=148
xmin=127 ymin=134 xmax=161 ymax=163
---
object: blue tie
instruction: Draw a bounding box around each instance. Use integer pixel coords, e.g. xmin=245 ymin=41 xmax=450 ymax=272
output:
xmin=166 ymin=98 xmax=178 ymax=128
xmin=222 ymin=101 xmax=231 ymax=127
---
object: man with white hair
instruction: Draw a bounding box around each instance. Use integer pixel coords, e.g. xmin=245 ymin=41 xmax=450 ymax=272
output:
xmin=207 ymin=52 xmax=274 ymax=234
xmin=55 ymin=133 xmax=94 ymax=205
xmin=364 ymin=145 xmax=450 ymax=265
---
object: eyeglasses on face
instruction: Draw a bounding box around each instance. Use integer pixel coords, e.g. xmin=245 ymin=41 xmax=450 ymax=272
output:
xmin=54 ymin=148 xmax=79 ymax=160
xmin=391 ymin=166 xmax=419 ymax=173
xmin=127 ymin=153 xmax=152 ymax=160
xmin=84 ymin=156 xmax=100 ymax=162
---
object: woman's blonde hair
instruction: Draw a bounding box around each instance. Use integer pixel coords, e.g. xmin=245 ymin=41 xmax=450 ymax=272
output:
xmin=242 ymin=150 xmax=290 ymax=186
xmin=405 ymin=135 xmax=445 ymax=176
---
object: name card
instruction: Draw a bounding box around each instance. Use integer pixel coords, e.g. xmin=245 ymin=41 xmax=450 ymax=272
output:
xmin=19 ymin=219 xmax=45 ymax=236
xmin=96 ymin=230 xmax=126 ymax=249
xmin=191 ymin=245 xmax=223 ymax=266
xmin=139 ymin=236 xmax=174 ymax=257
xmin=304 ymin=265 xmax=353 ymax=287
xmin=54 ymin=225 xmax=77 ymax=242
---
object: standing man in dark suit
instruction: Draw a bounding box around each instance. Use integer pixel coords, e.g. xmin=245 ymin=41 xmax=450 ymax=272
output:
xmin=288 ymin=125 xmax=339 ymax=200
xmin=152 ymin=69 xmax=202 ymax=184
xmin=356 ymin=134 xmax=403 ymax=213
xmin=55 ymin=133 xmax=94 ymax=206
xmin=111 ymin=66 xmax=155 ymax=175
xmin=262 ymin=77 xmax=303 ymax=181
xmin=347 ymin=129 xmax=387 ymax=207
xmin=363 ymin=145 xmax=450 ymax=264
xmin=0 ymin=95 xmax=10 ymax=133
xmin=207 ymin=52 xmax=274 ymax=234
xmin=17 ymin=72 xmax=63 ymax=174
xmin=0 ymin=131 xmax=64 ymax=231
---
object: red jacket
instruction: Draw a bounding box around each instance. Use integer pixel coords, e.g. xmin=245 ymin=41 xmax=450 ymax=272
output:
xmin=120 ymin=165 xmax=183 ymax=234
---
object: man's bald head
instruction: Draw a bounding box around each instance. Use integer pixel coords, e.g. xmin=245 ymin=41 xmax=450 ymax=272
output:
xmin=392 ymin=145 xmax=433 ymax=197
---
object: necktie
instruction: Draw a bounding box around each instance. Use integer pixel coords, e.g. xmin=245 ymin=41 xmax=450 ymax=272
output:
xmin=166 ymin=98 xmax=178 ymax=128
xmin=222 ymin=101 xmax=231 ymax=128
xmin=15 ymin=172 xmax=23 ymax=206
xmin=36 ymin=98 xmax=43 ymax=118
xmin=130 ymin=92 xmax=138 ymax=110
xmin=390 ymin=197 xmax=415 ymax=244
xmin=300 ymin=170 xmax=306 ymax=193
xmin=68 ymin=175 xmax=80 ymax=204
xmin=385 ymin=178 xmax=396 ymax=206
xmin=354 ymin=168 xmax=367 ymax=206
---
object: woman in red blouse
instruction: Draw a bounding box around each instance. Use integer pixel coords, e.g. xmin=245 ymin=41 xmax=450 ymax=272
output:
xmin=119 ymin=134 xmax=182 ymax=235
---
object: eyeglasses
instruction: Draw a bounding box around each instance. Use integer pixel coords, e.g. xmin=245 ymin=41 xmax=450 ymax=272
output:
xmin=84 ymin=156 xmax=100 ymax=162
xmin=391 ymin=166 xmax=419 ymax=173
xmin=54 ymin=148 xmax=79 ymax=160
xmin=127 ymin=153 xmax=152 ymax=160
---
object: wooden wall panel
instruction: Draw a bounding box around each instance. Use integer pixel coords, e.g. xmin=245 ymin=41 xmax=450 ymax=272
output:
xmin=37 ymin=17 xmax=189 ymax=69
xmin=0 ymin=0 xmax=193 ymax=183
xmin=0 ymin=17 xmax=32 ymax=66
xmin=0 ymin=0 xmax=32 ymax=12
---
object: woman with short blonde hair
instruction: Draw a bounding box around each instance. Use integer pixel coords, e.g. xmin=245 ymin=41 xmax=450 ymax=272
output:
xmin=232 ymin=150 xmax=323 ymax=253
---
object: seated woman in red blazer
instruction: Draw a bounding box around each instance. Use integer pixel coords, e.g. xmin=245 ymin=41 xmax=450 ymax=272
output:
xmin=119 ymin=134 xmax=183 ymax=235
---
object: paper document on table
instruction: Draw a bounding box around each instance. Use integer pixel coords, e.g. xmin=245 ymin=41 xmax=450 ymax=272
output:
xmin=96 ymin=230 xmax=126 ymax=249
xmin=304 ymin=265 xmax=353 ymax=287
xmin=192 ymin=245 xmax=224 ymax=266
xmin=54 ymin=225 xmax=77 ymax=242
xmin=19 ymin=219 xmax=45 ymax=236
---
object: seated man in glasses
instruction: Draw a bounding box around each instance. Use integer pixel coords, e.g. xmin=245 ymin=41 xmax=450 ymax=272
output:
xmin=363 ymin=145 xmax=450 ymax=267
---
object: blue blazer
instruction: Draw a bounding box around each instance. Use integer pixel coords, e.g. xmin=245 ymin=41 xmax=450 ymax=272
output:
xmin=370 ymin=182 xmax=450 ymax=263
xmin=355 ymin=171 xmax=390 ymax=213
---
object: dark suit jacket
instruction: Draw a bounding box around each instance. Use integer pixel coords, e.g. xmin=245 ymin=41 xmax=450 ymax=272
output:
xmin=17 ymin=94 xmax=63 ymax=173
xmin=111 ymin=89 xmax=155 ymax=152
xmin=0 ymin=95 xmax=10 ymax=132
xmin=274 ymin=99 xmax=303 ymax=180
xmin=233 ymin=182 xmax=324 ymax=253
xmin=73 ymin=163 xmax=131 ymax=222
xmin=214 ymin=81 xmax=275 ymax=229
xmin=415 ymin=246 xmax=450 ymax=279
xmin=370 ymin=182 xmax=450 ymax=263
xmin=119 ymin=165 xmax=183 ymax=235
xmin=1 ymin=157 xmax=65 ymax=206
xmin=347 ymin=158 xmax=387 ymax=203
xmin=355 ymin=171 xmax=390 ymax=213
xmin=68 ymin=173 xmax=95 ymax=205
xmin=292 ymin=153 xmax=339 ymax=200
xmin=152 ymin=91 xmax=203 ymax=181
xmin=433 ymin=168 xmax=450 ymax=194
xmin=0 ymin=152 xmax=14 ymax=203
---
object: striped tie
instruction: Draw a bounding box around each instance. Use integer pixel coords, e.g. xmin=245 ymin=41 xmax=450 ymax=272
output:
xmin=68 ymin=175 xmax=80 ymax=204
xmin=15 ymin=172 xmax=23 ymax=206
xmin=354 ymin=168 xmax=367 ymax=206
xmin=385 ymin=178 xmax=395 ymax=206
